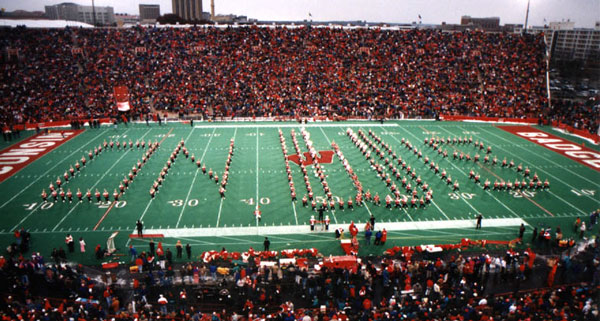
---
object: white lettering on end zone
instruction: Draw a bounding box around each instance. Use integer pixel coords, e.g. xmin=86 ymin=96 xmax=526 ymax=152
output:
xmin=501 ymin=127 xmax=600 ymax=170
xmin=0 ymin=130 xmax=82 ymax=183
xmin=0 ymin=166 xmax=12 ymax=175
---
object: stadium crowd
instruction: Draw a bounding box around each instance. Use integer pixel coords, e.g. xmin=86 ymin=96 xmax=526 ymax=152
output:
xmin=1 ymin=232 xmax=598 ymax=320
xmin=548 ymin=97 xmax=600 ymax=135
xmin=1 ymin=26 xmax=548 ymax=127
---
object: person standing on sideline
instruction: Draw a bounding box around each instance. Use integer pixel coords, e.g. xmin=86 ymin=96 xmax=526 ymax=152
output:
xmin=66 ymin=234 xmax=74 ymax=253
xmin=136 ymin=220 xmax=144 ymax=237
xmin=519 ymin=223 xmax=525 ymax=240
xmin=263 ymin=237 xmax=270 ymax=251
xmin=370 ymin=214 xmax=376 ymax=229
xmin=79 ymin=237 xmax=86 ymax=253
xmin=580 ymin=222 xmax=586 ymax=238
xmin=185 ymin=243 xmax=191 ymax=259
xmin=365 ymin=228 xmax=372 ymax=245
xmin=149 ymin=239 xmax=155 ymax=256
xmin=176 ymin=240 xmax=183 ymax=259
xmin=374 ymin=230 xmax=382 ymax=245
xmin=476 ymin=214 xmax=483 ymax=229
xmin=129 ymin=245 xmax=137 ymax=262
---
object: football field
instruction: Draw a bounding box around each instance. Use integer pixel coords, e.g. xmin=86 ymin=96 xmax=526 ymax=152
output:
xmin=0 ymin=120 xmax=598 ymax=264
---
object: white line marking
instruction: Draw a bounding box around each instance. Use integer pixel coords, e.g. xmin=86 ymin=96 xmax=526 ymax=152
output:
xmin=52 ymin=128 xmax=149 ymax=231
xmin=142 ymin=217 xmax=527 ymax=237
xmin=176 ymin=127 xmax=216 ymax=228
xmin=195 ymin=123 xmax=400 ymax=129
xmin=431 ymin=200 xmax=450 ymax=220
xmin=395 ymin=125 xmax=482 ymax=214
xmin=215 ymin=128 xmax=237 ymax=228
xmin=478 ymin=126 xmax=600 ymax=204
xmin=10 ymin=202 xmax=44 ymax=231
xmin=316 ymin=126 xmax=341 ymax=222
xmin=255 ymin=127 xmax=260 ymax=227
xmin=0 ymin=129 xmax=107 ymax=209
xmin=433 ymin=125 xmax=520 ymax=216
xmin=291 ymin=201 xmax=299 ymax=225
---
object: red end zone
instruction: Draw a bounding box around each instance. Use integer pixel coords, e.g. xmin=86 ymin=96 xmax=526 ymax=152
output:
xmin=0 ymin=130 xmax=83 ymax=182
xmin=498 ymin=126 xmax=600 ymax=172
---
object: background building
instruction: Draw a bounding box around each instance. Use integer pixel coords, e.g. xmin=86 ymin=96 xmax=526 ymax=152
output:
xmin=460 ymin=15 xmax=500 ymax=31
xmin=45 ymin=2 xmax=114 ymax=25
xmin=139 ymin=4 xmax=160 ymax=22
xmin=171 ymin=0 xmax=203 ymax=21
xmin=115 ymin=13 xmax=139 ymax=27
xmin=550 ymin=27 xmax=600 ymax=62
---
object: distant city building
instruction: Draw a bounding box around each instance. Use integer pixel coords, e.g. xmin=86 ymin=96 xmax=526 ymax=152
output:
xmin=115 ymin=13 xmax=139 ymax=27
xmin=460 ymin=15 xmax=500 ymax=31
xmin=548 ymin=21 xmax=575 ymax=31
xmin=1 ymin=10 xmax=47 ymax=19
xmin=139 ymin=4 xmax=160 ymax=22
xmin=518 ymin=21 xmax=600 ymax=63
xmin=171 ymin=0 xmax=203 ymax=21
xmin=45 ymin=2 xmax=114 ymax=25
xmin=551 ymin=28 xmax=600 ymax=61
xmin=212 ymin=14 xmax=248 ymax=24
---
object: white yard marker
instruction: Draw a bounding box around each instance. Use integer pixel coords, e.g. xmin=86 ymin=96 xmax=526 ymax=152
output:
xmin=279 ymin=126 xmax=300 ymax=225
xmin=475 ymin=126 xmax=593 ymax=213
xmin=478 ymin=126 xmax=599 ymax=205
xmin=255 ymin=127 xmax=260 ymax=227
xmin=176 ymin=127 xmax=217 ymax=228
xmin=0 ymin=129 xmax=108 ymax=209
xmin=291 ymin=202 xmax=299 ymax=225
xmin=141 ymin=217 xmax=527 ymax=237
xmin=216 ymin=128 xmax=237 ymax=228
xmin=195 ymin=123 xmax=400 ymax=129
xmin=431 ymin=125 xmax=520 ymax=216
xmin=53 ymin=128 xmax=150 ymax=231
xmin=316 ymin=127 xmax=340 ymax=223
xmin=10 ymin=202 xmax=44 ymax=232
xmin=393 ymin=126 xmax=483 ymax=215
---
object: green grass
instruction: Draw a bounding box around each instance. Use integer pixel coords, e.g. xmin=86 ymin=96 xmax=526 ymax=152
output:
xmin=0 ymin=121 xmax=598 ymax=265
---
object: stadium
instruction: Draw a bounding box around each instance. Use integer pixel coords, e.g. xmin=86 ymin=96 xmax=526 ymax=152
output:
xmin=0 ymin=1 xmax=599 ymax=320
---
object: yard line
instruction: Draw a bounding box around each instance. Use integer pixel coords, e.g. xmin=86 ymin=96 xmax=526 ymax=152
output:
xmin=255 ymin=127 xmax=260 ymax=227
xmin=394 ymin=126 xmax=483 ymax=214
xmin=216 ymin=128 xmax=238 ymax=228
xmin=430 ymin=200 xmax=450 ymax=220
xmin=291 ymin=201 xmax=299 ymax=225
xmin=139 ymin=217 xmax=527 ymax=237
xmin=0 ymin=129 xmax=107 ymax=209
xmin=194 ymin=123 xmax=400 ymax=129
xmin=477 ymin=126 xmax=599 ymax=204
xmin=401 ymin=207 xmax=414 ymax=221
xmin=126 ymin=198 xmax=155 ymax=247
xmin=10 ymin=202 xmax=44 ymax=232
xmin=94 ymin=128 xmax=173 ymax=231
xmin=52 ymin=128 xmax=150 ymax=231
xmin=316 ymin=127 xmax=343 ymax=222
xmin=176 ymin=127 xmax=217 ymax=228
xmin=431 ymin=125 xmax=522 ymax=217
xmin=279 ymin=126 xmax=300 ymax=225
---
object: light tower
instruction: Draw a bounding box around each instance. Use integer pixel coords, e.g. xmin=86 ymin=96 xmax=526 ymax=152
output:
xmin=211 ymin=0 xmax=215 ymax=20
xmin=523 ymin=0 xmax=531 ymax=34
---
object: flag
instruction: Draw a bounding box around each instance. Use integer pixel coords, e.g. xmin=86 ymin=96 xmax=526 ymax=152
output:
xmin=114 ymin=86 xmax=131 ymax=111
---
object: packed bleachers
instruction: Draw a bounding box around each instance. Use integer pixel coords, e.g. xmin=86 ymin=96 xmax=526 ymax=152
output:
xmin=548 ymin=97 xmax=600 ymax=135
xmin=1 ymin=26 xmax=548 ymax=128
xmin=1 ymin=236 xmax=598 ymax=320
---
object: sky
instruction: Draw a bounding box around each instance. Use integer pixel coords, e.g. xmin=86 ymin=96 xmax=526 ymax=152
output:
xmin=1 ymin=0 xmax=598 ymax=28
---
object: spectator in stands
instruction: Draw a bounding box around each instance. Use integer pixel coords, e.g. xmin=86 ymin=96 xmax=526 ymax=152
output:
xmin=0 ymin=27 xmax=547 ymax=126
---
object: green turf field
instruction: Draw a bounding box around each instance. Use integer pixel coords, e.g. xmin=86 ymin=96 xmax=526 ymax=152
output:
xmin=0 ymin=121 xmax=598 ymax=264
